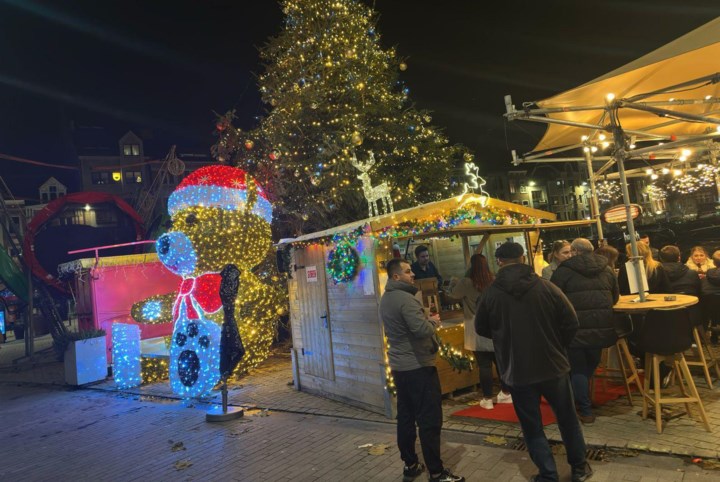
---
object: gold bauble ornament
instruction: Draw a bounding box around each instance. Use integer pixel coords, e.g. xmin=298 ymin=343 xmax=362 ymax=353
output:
xmin=410 ymin=145 xmax=419 ymax=154
xmin=351 ymin=132 xmax=363 ymax=146
xmin=463 ymin=152 xmax=474 ymax=162
xmin=399 ymin=62 xmax=407 ymax=71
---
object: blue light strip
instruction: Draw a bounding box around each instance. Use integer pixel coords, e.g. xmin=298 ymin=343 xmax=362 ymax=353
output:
xmin=168 ymin=185 xmax=273 ymax=222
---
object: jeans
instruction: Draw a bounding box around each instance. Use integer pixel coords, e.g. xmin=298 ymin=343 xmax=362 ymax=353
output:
xmin=567 ymin=347 xmax=602 ymax=416
xmin=511 ymin=375 xmax=587 ymax=481
xmin=392 ymin=366 xmax=444 ymax=474
xmin=474 ymin=351 xmax=509 ymax=398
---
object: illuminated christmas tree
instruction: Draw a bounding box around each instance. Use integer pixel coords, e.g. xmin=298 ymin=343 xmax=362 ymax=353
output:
xmin=213 ymin=0 xmax=471 ymax=237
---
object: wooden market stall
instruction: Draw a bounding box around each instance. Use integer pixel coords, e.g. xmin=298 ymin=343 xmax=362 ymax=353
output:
xmin=283 ymin=193 xmax=594 ymax=417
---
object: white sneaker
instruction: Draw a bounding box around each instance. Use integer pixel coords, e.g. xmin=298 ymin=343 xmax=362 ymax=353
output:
xmin=496 ymin=391 xmax=513 ymax=404
xmin=478 ymin=398 xmax=494 ymax=410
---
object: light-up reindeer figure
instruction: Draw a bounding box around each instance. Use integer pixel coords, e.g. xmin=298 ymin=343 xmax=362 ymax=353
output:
xmin=350 ymin=150 xmax=394 ymax=217
xmin=462 ymin=162 xmax=489 ymax=196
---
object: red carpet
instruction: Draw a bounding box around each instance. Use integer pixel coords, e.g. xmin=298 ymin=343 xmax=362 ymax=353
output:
xmin=451 ymin=398 xmax=557 ymax=425
xmin=451 ymin=378 xmax=636 ymax=425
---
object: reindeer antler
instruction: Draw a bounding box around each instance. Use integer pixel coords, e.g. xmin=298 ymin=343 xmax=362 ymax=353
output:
xmin=350 ymin=150 xmax=376 ymax=173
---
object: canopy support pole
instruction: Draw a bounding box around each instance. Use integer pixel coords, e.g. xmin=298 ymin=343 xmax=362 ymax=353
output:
xmin=582 ymin=147 xmax=604 ymax=243
xmin=608 ymin=104 xmax=646 ymax=302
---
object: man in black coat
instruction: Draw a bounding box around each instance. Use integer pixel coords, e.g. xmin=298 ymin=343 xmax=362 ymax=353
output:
xmin=659 ymin=245 xmax=701 ymax=296
xmin=476 ymin=242 xmax=592 ymax=482
xmin=701 ymin=250 xmax=720 ymax=344
xmin=550 ymin=238 xmax=619 ymax=424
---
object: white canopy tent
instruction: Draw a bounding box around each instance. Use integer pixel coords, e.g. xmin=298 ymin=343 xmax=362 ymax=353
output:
xmin=504 ymin=17 xmax=720 ymax=301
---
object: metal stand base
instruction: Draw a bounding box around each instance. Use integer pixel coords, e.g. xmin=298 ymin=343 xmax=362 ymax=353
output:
xmin=205 ymin=377 xmax=244 ymax=422
xmin=206 ymin=405 xmax=244 ymax=422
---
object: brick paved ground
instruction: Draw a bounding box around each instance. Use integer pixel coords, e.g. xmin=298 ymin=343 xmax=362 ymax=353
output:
xmin=1 ymin=383 xmax=718 ymax=481
xmin=4 ymin=334 xmax=720 ymax=471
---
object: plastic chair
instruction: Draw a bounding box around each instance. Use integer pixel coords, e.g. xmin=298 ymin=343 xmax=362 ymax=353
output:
xmin=638 ymin=307 xmax=711 ymax=433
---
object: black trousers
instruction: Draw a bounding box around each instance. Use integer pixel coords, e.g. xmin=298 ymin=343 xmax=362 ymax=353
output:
xmin=392 ymin=366 xmax=444 ymax=474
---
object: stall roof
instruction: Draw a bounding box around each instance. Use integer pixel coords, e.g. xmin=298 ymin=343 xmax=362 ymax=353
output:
xmin=284 ymin=193 xmax=574 ymax=244
xmin=533 ymin=17 xmax=720 ymax=153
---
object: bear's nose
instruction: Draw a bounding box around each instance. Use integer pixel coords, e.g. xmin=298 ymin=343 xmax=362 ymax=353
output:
xmin=157 ymin=235 xmax=171 ymax=255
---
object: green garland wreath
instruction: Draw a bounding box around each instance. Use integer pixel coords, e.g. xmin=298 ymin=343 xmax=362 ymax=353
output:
xmin=327 ymin=242 xmax=359 ymax=283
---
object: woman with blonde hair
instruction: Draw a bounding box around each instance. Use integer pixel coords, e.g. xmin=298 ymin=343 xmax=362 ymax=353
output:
xmin=618 ymin=242 xmax=671 ymax=294
xmin=686 ymin=246 xmax=713 ymax=279
xmin=447 ymin=253 xmax=511 ymax=409
xmin=541 ymin=240 xmax=572 ymax=280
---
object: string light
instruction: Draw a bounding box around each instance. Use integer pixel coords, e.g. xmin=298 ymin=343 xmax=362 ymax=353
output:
xmin=646 ymin=184 xmax=667 ymax=201
xmin=289 ymin=200 xmax=537 ymax=250
xmin=668 ymin=174 xmax=700 ymax=194
xmin=112 ymin=323 xmax=142 ymax=389
xmin=211 ymin=0 xmax=472 ymax=237
xmin=596 ymin=180 xmax=621 ymax=204
xmin=327 ymin=242 xmax=360 ymax=283
xmin=696 ymin=164 xmax=720 ymax=188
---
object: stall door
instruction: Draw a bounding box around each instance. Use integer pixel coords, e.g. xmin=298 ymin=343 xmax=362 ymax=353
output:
xmin=297 ymin=245 xmax=335 ymax=381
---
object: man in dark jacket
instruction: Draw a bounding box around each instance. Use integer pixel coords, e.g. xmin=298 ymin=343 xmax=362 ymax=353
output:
xmin=701 ymin=250 xmax=720 ymax=344
xmin=660 ymin=244 xmax=703 ymax=327
xmin=659 ymin=245 xmax=701 ymax=296
xmin=380 ymin=258 xmax=464 ymax=482
xmin=411 ymin=245 xmax=444 ymax=287
xmin=550 ymin=238 xmax=619 ymax=424
xmin=476 ymin=242 xmax=592 ymax=482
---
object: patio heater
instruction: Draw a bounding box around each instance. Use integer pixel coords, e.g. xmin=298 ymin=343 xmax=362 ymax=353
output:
xmin=606 ymin=94 xmax=646 ymax=302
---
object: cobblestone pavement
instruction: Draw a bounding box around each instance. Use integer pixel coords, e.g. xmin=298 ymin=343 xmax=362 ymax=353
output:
xmin=4 ymin=335 xmax=720 ymax=469
xmin=1 ymin=383 xmax=718 ymax=481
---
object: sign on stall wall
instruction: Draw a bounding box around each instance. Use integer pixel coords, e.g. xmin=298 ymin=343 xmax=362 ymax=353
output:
xmin=306 ymin=265 xmax=318 ymax=283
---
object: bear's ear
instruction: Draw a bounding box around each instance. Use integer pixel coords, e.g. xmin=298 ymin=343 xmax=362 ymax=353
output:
xmin=246 ymin=175 xmax=258 ymax=210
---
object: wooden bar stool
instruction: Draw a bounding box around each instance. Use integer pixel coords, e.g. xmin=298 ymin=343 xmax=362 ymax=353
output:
xmin=591 ymin=338 xmax=645 ymax=406
xmin=683 ymin=301 xmax=720 ymax=388
xmin=638 ymin=307 xmax=711 ymax=433
xmin=592 ymin=314 xmax=645 ymax=406
xmin=685 ymin=323 xmax=720 ymax=388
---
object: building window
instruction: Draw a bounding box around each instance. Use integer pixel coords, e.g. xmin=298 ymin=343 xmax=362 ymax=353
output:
xmin=41 ymin=193 xmax=49 ymax=202
xmin=124 ymin=171 xmax=142 ymax=183
xmin=92 ymin=172 xmax=109 ymax=185
xmin=49 ymin=185 xmax=57 ymax=200
xmin=123 ymin=144 xmax=140 ymax=156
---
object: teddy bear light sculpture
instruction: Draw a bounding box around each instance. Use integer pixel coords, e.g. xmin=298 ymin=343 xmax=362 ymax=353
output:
xmin=131 ymin=165 xmax=280 ymax=398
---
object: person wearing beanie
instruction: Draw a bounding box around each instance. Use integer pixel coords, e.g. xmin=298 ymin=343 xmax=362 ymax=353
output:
xmin=476 ymin=242 xmax=592 ymax=482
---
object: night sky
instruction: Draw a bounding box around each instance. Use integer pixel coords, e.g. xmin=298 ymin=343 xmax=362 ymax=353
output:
xmin=1 ymin=0 xmax=718 ymax=198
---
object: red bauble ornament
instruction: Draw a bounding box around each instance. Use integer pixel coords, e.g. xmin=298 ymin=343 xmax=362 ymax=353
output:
xmin=649 ymin=153 xmax=656 ymax=160
xmin=269 ymin=150 xmax=279 ymax=161
xmin=244 ymin=140 xmax=254 ymax=150
xmin=216 ymin=122 xmax=227 ymax=131
xmin=670 ymin=135 xmax=677 ymax=141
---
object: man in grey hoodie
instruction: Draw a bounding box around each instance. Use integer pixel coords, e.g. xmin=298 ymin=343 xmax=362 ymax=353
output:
xmin=380 ymin=258 xmax=464 ymax=482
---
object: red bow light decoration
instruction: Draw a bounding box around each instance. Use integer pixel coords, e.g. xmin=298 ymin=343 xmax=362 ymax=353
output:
xmin=172 ymin=273 xmax=223 ymax=321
